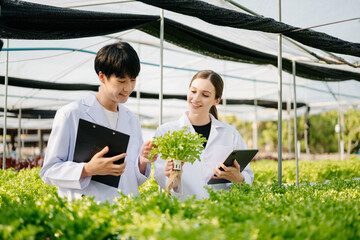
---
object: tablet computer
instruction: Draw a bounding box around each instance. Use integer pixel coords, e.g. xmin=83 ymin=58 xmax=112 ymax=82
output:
xmin=207 ymin=149 xmax=258 ymax=184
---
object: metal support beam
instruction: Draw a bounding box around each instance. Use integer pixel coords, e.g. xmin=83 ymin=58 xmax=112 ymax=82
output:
xmin=277 ymin=0 xmax=283 ymax=186
xmin=2 ymin=39 xmax=9 ymax=170
xmin=159 ymin=9 xmax=164 ymax=126
xmin=292 ymin=61 xmax=299 ymax=186
xmin=17 ymin=106 xmax=22 ymax=160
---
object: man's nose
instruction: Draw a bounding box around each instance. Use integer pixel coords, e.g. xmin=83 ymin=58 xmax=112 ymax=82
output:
xmin=123 ymin=81 xmax=132 ymax=92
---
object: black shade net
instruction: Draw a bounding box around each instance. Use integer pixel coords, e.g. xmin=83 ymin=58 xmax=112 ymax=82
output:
xmin=138 ymin=19 xmax=360 ymax=82
xmin=0 ymin=0 xmax=158 ymax=39
xmin=139 ymin=0 xmax=360 ymax=57
xmin=0 ymin=75 xmax=306 ymax=116
xmin=1 ymin=108 xmax=57 ymax=119
xmin=0 ymin=0 xmax=359 ymax=82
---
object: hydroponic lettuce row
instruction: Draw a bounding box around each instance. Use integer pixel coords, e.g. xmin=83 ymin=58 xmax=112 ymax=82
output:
xmin=148 ymin=126 xmax=207 ymax=163
xmin=0 ymin=158 xmax=360 ymax=240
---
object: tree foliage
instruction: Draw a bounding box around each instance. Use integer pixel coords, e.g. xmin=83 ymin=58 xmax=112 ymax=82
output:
xmin=224 ymin=109 xmax=360 ymax=154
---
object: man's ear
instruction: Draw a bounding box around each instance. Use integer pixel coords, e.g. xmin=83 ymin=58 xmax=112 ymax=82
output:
xmin=98 ymin=71 xmax=106 ymax=84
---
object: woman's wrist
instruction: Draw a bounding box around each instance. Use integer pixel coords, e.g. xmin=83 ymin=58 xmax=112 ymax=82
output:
xmin=232 ymin=173 xmax=245 ymax=184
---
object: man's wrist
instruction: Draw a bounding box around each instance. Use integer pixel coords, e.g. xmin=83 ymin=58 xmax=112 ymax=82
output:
xmin=138 ymin=156 xmax=149 ymax=175
xmin=81 ymin=163 xmax=90 ymax=178
xmin=139 ymin=156 xmax=148 ymax=166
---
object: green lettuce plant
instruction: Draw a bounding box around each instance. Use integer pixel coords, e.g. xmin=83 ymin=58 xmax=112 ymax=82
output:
xmin=149 ymin=126 xmax=207 ymax=163
xmin=149 ymin=126 xmax=207 ymax=192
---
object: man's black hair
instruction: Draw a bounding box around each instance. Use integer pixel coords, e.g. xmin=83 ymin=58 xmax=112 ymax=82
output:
xmin=94 ymin=42 xmax=140 ymax=79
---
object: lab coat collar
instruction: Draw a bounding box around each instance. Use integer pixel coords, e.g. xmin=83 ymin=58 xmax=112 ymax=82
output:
xmin=115 ymin=105 xmax=132 ymax=135
xmin=83 ymin=93 xmax=109 ymax=127
xmin=82 ymin=93 xmax=131 ymax=134
xmin=207 ymin=114 xmax=223 ymax=148
xmin=180 ymin=112 xmax=224 ymax=149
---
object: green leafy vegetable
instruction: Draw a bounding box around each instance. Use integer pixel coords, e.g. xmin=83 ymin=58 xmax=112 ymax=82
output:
xmin=149 ymin=126 xmax=207 ymax=164
xmin=1 ymin=158 xmax=360 ymax=239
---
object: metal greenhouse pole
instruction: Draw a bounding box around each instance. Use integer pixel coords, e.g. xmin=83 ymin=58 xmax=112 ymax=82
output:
xmin=136 ymin=43 xmax=141 ymax=119
xmin=158 ymin=9 xmax=164 ymax=194
xmin=38 ymin=115 xmax=44 ymax=156
xmin=304 ymin=81 xmax=310 ymax=155
xmin=159 ymin=9 xmax=164 ymax=126
xmin=337 ymin=82 xmax=344 ymax=160
xmin=292 ymin=60 xmax=299 ymax=186
xmin=2 ymin=39 xmax=9 ymax=170
xmin=17 ymin=106 xmax=22 ymax=160
xmin=277 ymin=0 xmax=283 ymax=186
xmin=253 ymin=80 xmax=258 ymax=149
xmin=324 ymin=82 xmax=344 ymax=160
xmin=287 ymin=81 xmax=292 ymax=155
xmin=222 ymin=61 xmax=227 ymax=123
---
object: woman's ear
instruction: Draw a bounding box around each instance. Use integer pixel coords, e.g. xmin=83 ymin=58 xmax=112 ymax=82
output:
xmin=215 ymin=97 xmax=221 ymax=105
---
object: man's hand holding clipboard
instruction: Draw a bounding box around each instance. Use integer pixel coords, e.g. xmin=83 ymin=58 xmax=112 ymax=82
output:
xmin=81 ymin=146 xmax=127 ymax=178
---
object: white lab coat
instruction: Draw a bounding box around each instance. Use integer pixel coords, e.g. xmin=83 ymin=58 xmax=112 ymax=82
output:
xmin=40 ymin=93 xmax=150 ymax=203
xmin=153 ymin=112 xmax=254 ymax=200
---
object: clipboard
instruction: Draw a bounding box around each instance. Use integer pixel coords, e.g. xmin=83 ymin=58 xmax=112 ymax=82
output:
xmin=207 ymin=149 xmax=258 ymax=185
xmin=73 ymin=118 xmax=130 ymax=188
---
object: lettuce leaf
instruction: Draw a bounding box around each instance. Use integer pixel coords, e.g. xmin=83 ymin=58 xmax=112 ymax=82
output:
xmin=149 ymin=126 xmax=207 ymax=164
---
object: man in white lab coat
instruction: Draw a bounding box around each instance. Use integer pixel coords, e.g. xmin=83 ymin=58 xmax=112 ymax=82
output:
xmin=40 ymin=42 xmax=155 ymax=203
xmin=153 ymin=70 xmax=254 ymax=200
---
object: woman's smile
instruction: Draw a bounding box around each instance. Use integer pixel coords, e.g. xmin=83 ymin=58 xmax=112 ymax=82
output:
xmin=191 ymin=102 xmax=201 ymax=109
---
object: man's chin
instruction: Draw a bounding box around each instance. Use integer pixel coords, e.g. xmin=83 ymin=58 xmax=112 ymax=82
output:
xmin=118 ymin=96 xmax=128 ymax=103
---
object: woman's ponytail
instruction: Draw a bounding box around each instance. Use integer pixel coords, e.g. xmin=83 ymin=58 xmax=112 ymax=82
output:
xmin=210 ymin=105 xmax=218 ymax=120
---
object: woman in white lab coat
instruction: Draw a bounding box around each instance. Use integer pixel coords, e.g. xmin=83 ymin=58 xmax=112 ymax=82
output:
xmin=40 ymin=42 xmax=154 ymax=203
xmin=153 ymin=70 xmax=254 ymax=199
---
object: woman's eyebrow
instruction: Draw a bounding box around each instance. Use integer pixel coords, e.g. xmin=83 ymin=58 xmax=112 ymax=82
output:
xmin=199 ymin=89 xmax=212 ymax=94
xmin=190 ymin=86 xmax=212 ymax=94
